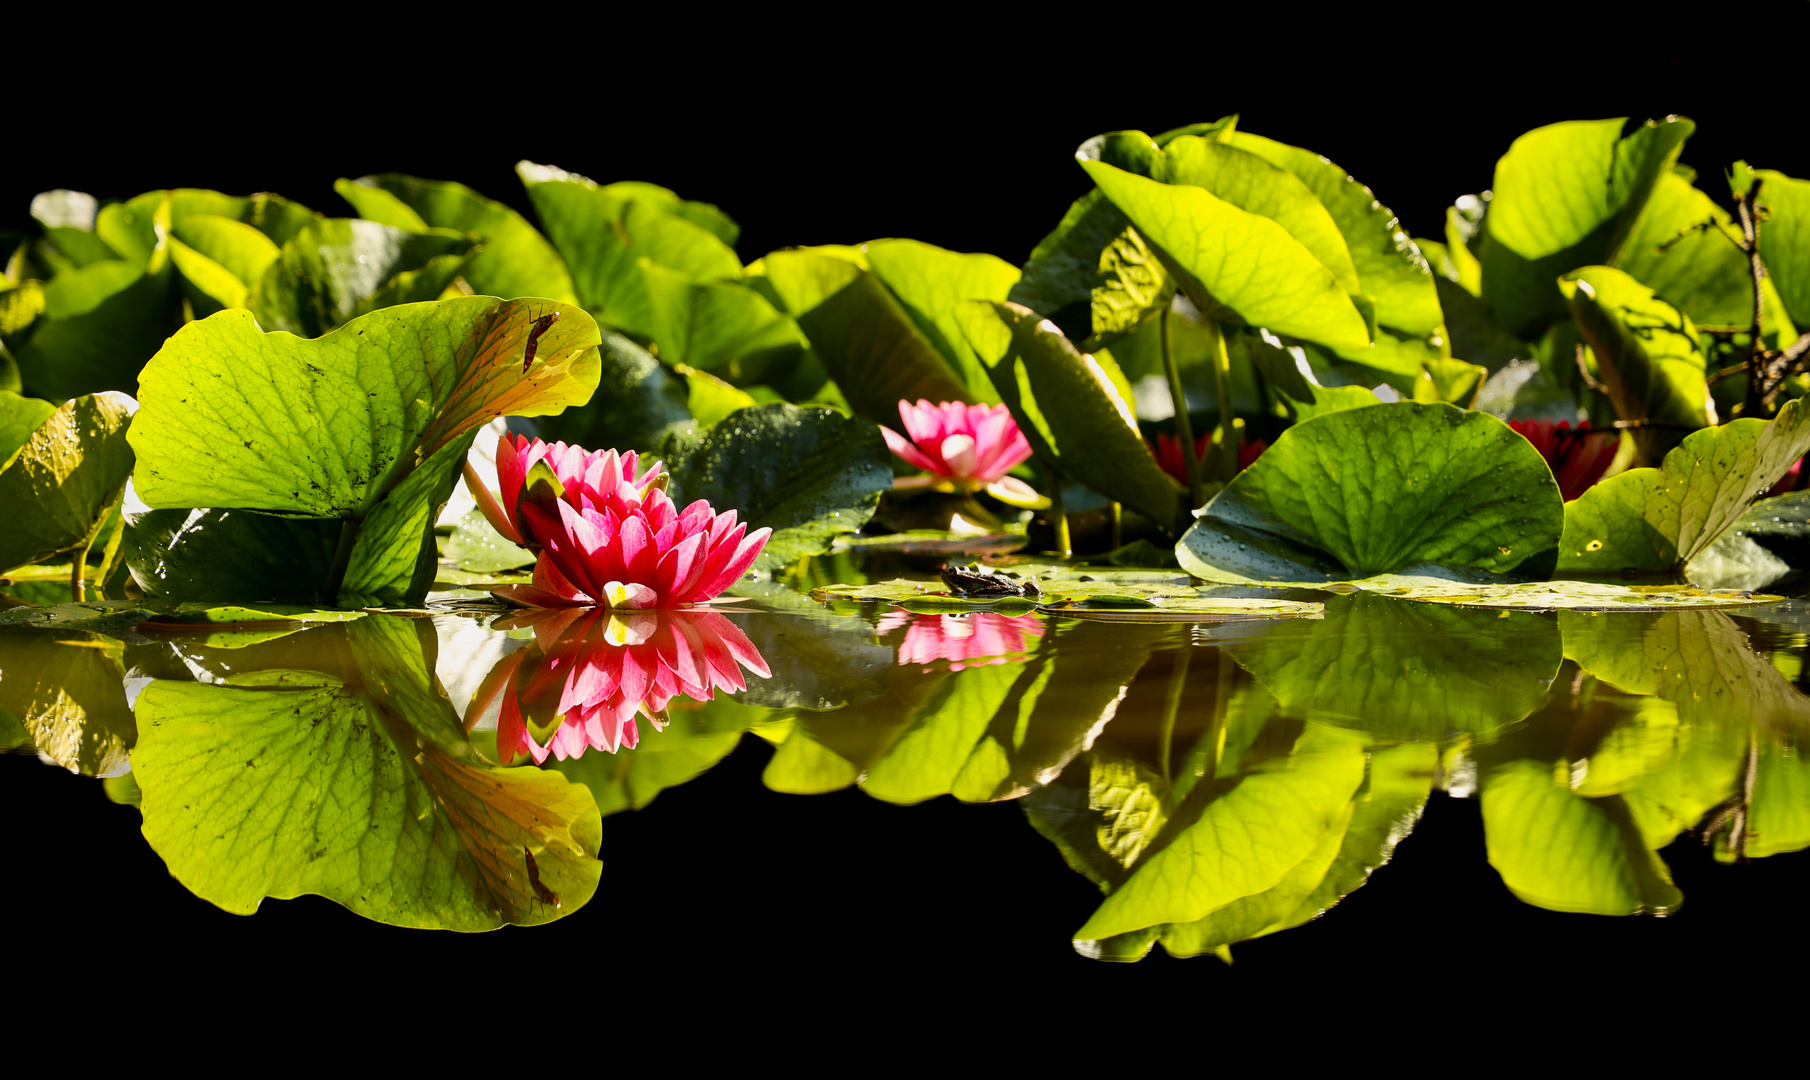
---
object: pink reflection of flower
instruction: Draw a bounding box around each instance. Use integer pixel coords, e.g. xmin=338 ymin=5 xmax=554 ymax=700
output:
xmin=1508 ymin=420 xmax=1619 ymax=502
xmin=883 ymin=400 xmax=1033 ymax=493
xmin=875 ymin=611 xmax=1045 ymax=672
xmin=480 ymin=434 xmax=769 ymax=609
xmin=474 ymin=607 xmax=771 ymax=765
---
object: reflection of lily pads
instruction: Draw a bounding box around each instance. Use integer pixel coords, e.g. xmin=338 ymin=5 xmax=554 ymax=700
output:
xmin=1216 ymin=592 xmax=1562 ymax=741
xmin=0 ymin=626 xmax=134 ymax=776
xmin=132 ymin=617 xmax=601 ymax=929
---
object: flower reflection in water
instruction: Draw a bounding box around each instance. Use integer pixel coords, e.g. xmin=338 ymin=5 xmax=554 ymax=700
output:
xmin=875 ymin=611 xmax=1045 ymax=672
xmin=472 ymin=608 xmax=770 ymax=764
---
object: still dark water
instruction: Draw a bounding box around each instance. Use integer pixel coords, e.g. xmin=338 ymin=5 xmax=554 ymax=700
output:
xmin=6 ymin=572 xmax=1810 ymax=985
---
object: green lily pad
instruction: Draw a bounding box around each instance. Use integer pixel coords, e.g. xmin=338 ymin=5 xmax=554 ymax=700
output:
xmin=335 ymin=173 xmax=577 ymax=304
xmin=957 ymin=300 xmax=1179 ymax=531
xmin=1364 ymin=578 xmax=1777 ymax=612
xmin=1178 ymin=401 xmax=1563 ymax=586
xmin=1557 ymin=398 xmax=1810 ymax=575
xmin=639 ymin=260 xmax=802 ymax=374
xmin=134 ymin=297 xmax=599 ymax=519
xmin=1080 ymin=158 xmax=1372 ymax=359
xmin=518 ymin=162 xmax=742 ymax=339
xmin=811 ymin=571 xmax=1321 ymax=619
xmin=1225 ymin=130 xmax=1443 ymax=336
xmin=0 ymin=392 xmax=136 ymax=577
xmin=762 ymin=250 xmax=972 ymax=425
xmin=247 ymin=218 xmax=475 ymax=338
xmin=1480 ymin=117 xmax=1693 ymax=337
xmin=863 ymin=238 xmax=1019 ymax=402
xmin=662 ymin=402 xmax=891 ymax=572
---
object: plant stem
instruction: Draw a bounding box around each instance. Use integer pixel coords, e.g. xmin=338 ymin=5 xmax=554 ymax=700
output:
xmin=69 ymin=536 xmax=94 ymax=603
xmin=1158 ymin=646 xmax=1191 ymax=782
xmin=1109 ymin=501 xmax=1122 ymax=550
xmin=91 ymin=506 xmax=128 ymax=601
xmin=1161 ymin=307 xmax=1204 ymax=509
xmin=1048 ymin=475 xmax=1071 ymax=558
xmin=322 ymin=514 xmax=365 ymax=607
xmin=1206 ymin=318 xmax=1239 ymax=483
xmin=1737 ymin=181 xmax=1769 ymax=417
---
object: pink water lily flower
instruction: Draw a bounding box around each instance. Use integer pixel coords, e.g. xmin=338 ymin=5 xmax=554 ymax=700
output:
xmin=883 ymin=400 xmax=1042 ymax=505
xmin=477 ymin=434 xmax=769 ymax=609
xmin=473 ymin=607 xmax=770 ymax=764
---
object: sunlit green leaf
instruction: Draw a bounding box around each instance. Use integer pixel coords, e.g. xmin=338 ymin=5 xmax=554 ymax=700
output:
xmin=132 ymin=298 xmax=599 ymax=519
xmin=1178 ymin=402 xmax=1563 ymax=585
xmin=864 ymin=238 xmax=1019 ymax=402
xmin=1560 ymin=265 xmax=1708 ymax=463
xmin=0 ymin=392 xmax=136 ymax=576
xmin=1557 ymin=398 xmax=1810 ymax=574
xmin=956 ymin=300 xmax=1179 ymax=529
xmin=1757 ymin=168 xmax=1810 ymax=328
xmin=338 ymin=173 xmax=578 ymax=304
xmin=518 ymin=162 xmax=741 ymax=338
xmin=0 ymin=390 xmax=55 ymax=468
xmin=1225 ymin=131 xmax=1443 ymax=336
xmin=1480 ymin=117 xmax=1693 ymax=337
xmin=763 ymin=250 xmax=971 ymax=424
xmin=1615 ymin=172 xmax=1753 ymax=329
xmin=1081 ymin=160 xmax=1372 ymax=358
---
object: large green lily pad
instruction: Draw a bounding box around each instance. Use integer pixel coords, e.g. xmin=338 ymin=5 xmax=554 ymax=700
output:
xmin=1178 ymin=401 xmax=1563 ymax=585
xmin=131 ymin=297 xmax=599 ymax=519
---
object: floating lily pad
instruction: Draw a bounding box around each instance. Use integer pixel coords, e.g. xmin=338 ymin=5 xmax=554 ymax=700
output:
xmin=1365 ymin=578 xmax=1776 ymax=612
xmin=812 ymin=572 xmax=1321 ymax=620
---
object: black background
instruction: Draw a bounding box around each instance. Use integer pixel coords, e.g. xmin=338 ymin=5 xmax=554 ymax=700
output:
xmin=7 ymin=49 xmax=1810 ymax=1020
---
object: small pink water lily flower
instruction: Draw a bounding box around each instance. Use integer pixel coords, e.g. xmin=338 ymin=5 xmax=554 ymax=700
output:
xmin=478 ymin=434 xmax=769 ymax=609
xmin=875 ymin=611 xmax=1045 ymax=672
xmin=474 ymin=607 xmax=770 ymax=764
xmin=882 ymin=400 xmax=1044 ymax=506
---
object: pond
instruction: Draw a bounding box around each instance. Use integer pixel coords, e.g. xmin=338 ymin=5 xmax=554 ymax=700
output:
xmin=7 ymin=554 xmax=1809 ymax=976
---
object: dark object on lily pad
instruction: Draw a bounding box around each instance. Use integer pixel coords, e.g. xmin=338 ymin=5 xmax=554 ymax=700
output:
xmin=939 ymin=563 xmax=1042 ymax=599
